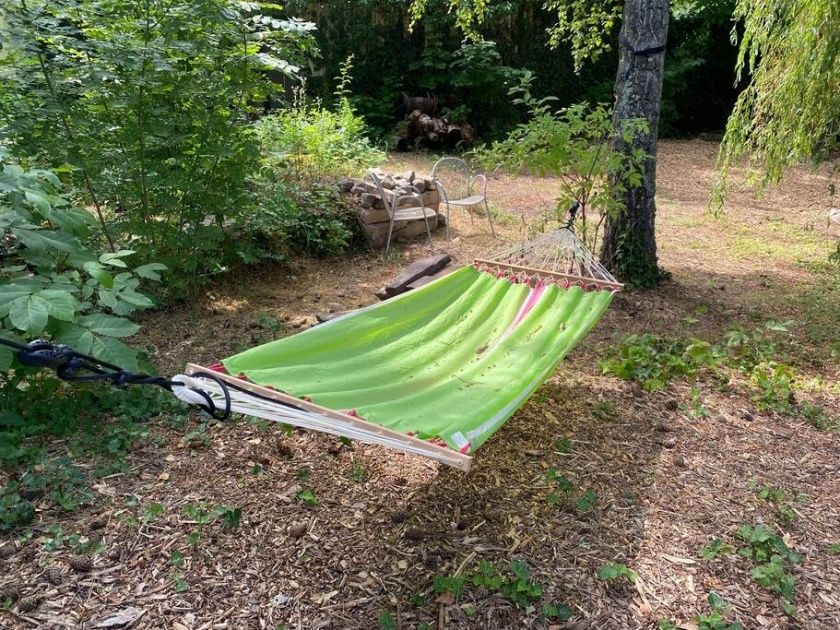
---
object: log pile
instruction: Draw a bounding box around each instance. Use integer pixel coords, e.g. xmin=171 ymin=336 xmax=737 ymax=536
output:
xmin=340 ymin=170 xmax=445 ymax=249
xmin=395 ymin=108 xmax=476 ymax=151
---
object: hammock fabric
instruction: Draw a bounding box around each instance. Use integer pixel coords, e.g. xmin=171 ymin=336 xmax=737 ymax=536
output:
xmin=179 ymin=229 xmax=621 ymax=471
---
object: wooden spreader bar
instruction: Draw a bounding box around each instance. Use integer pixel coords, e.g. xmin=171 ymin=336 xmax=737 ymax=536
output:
xmin=474 ymin=258 xmax=624 ymax=292
xmin=185 ymin=363 xmax=473 ymax=472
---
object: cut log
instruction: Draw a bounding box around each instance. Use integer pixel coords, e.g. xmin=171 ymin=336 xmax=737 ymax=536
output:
xmin=406 ymin=265 xmax=458 ymax=290
xmin=384 ymin=254 xmax=451 ymax=297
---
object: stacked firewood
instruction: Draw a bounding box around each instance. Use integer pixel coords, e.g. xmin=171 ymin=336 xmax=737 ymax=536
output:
xmin=394 ymin=95 xmax=476 ymax=151
xmin=339 ymin=170 xmax=445 ymax=248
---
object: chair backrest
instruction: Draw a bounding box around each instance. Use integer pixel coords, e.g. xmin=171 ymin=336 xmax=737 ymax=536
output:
xmin=366 ymin=171 xmax=394 ymax=218
xmin=432 ymin=157 xmax=471 ymax=201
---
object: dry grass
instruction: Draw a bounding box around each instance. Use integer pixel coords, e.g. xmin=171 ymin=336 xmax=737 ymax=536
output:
xmin=1 ymin=140 xmax=839 ymax=630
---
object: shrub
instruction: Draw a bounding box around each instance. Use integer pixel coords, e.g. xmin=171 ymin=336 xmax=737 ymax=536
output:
xmin=243 ymin=181 xmax=360 ymax=259
xmin=472 ymin=74 xmax=648 ymax=252
xmin=255 ymin=73 xmax=385 ymax=186
xmin=0 ymin=0 xmax=317 ymax=291
xmin=0 ymin=152 xmax=159 ymax=371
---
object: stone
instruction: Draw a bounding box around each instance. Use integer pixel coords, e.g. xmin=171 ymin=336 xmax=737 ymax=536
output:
xmin=359 ymin=208 xmax=392 ymax=224
xmin=360 ymin=193 xmax=384 ymax=209
xmin=338 ymin=178 xmax=355 ymax=192
xmin=412 ymin=180 xmax=426 ymax=193
xmin=384 ymin=254 xmax=452 ymax=297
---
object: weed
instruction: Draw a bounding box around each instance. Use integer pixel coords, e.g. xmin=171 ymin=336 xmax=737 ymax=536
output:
xmin=591 ymin=399 xmax=616 ymax=421
xmin=169 ymin=550 xmax=184 ymax=568
xmin=696 ymin=592 xmax=743 ymax=630
xmin=679 ymin=386 xmax=709 ymax=418
xmin=255 ymin=313 xmax=285 ymax=339
xmin=182 ymin=503 xmax=242 ymax=546
xmin=182 ymin=423 xmax=212 ymax=449
xmin=699 ymin=539 xmax=733 ymax=560
xmin=659 ymin=620 xmax=678 ymax=630
xmin=377 ymin=611 xmax=396 ymax=630
xmin=748 ymin=481 xmax=800 ymax=527
xmin=553 ymin=437 xmax=573 ymax=453
xmin=827 ymin=542 xmax=840 ymax=554
xmin=542 ymin=602 xmax=574 ymax=620
xmin=596 ymin=562 xmax=638 ymax=584
xmin=736 ymin=524 xmax=799 ymax=617
xmin=295 ymin=467 xmax=311 ymax=482
xmin=348 ymin=459 xmax=369 ymax=483
xmin=472 ymin=560 xmax=543 ymax=607
xmin=172 ymin=573 xmax=188 ymax=593
xmin=296 ymin=489 xmax=318 ymax=508
xmin=433 ymin=574 xmax=468 ymax=599
xmin=575 ymin=490 xmax=598 ymax=513
xmin=409 ymin=594 xmax=426 ymax=607
xmin=600 ymin=334 xmax=721 ymax=390
xmin=141 ymin=503 xmax=165 ymax=524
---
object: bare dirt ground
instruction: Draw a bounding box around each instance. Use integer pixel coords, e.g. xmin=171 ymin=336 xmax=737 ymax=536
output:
xmin=1 ymin=140 xmax=839 ymax=630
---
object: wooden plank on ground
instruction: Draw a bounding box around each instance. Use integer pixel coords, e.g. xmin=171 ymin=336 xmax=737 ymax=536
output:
xmin=406 ymin=265 xmax=458 ymax=290
xmin=383 ymin=253 xmax=451 ymax=297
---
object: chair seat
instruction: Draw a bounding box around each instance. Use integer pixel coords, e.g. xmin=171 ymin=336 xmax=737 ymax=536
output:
xmin=446 ymin=194 xmax=485 ymax=206
xmin=393 ymin=206 xmax=438 ymax=221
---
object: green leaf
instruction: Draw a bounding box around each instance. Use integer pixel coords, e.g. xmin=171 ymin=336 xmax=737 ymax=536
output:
xmin=89 ymin=335 xmax=139 ymax=372
xmin=8 ymin=294 xmax=50 ymax=334
xmin=83 ymin=261 xmax=115 ymax=288
xmin=24 ymin=189 xmax=52 ymax=215
xmin=12 ymin=227 xmax=80 ymax=253
xmin=0 ymin=284 xmax=36 ymax=316
xmin=53 ymin=322 xmax=96 ymax=354
xmin=77 ymin=314 xmax=140 ymax=338
xmin=134 ymin=263 xmax=167 ymax=281
xmin=0 ymin=344 xmax=13 ymax=371
xmin=37 ymin=289 xmax=76 ymax=321
xmin=100 ymin=250 xmax=136 ymax=268
xmin=119 ymin=290 xmax=154 ymax=308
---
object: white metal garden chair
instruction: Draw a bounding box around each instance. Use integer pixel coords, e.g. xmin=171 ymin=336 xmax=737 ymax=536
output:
xmin=368 ymin=171 xmax=437 ymax=257
xmin=432 ymin=157 xmax=496 ymax=239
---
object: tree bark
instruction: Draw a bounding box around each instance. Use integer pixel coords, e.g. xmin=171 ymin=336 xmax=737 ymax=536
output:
xmin=600 ymin=0 xmax=669 ymax=287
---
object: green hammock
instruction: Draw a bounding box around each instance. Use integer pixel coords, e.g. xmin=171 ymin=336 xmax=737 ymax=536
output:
xmin=182 ymin=229 xmax=620 ymax=470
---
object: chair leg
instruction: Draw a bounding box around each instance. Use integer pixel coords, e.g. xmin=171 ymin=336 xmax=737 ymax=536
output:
xmin=484 ymin=198 xmax=496 ymax=238
xmin=424 ymin=214 xmax=434 ymax=251
xmin=444 ymin=202 xmax=451 ymax=240
xmin=385 ymin=217 xmax=396 ymax=257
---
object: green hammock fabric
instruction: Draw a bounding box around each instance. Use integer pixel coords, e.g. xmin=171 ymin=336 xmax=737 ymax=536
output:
xmin=222 ymin=265 xmax=613 ymax=454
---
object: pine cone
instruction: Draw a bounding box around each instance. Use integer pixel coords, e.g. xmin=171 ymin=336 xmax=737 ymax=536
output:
xmin=17 ymin=594 xmax=42 ymax=613
xmin=45 ymin=567 xmax=63 ymax=585
xmin=0 ymin=583 xmax=20 ymax=603
xmin=107 ymin=547 xmax=122 ymax=562
xmin=288 ymin=522 xmax=308 ymax=539
xmin=68 ymin=555 xmax=93 ymax=572
xmin=0 ymin=545 xmax=16 ymax=559
xmin=89 ymin=516 xmax=107 ymax=531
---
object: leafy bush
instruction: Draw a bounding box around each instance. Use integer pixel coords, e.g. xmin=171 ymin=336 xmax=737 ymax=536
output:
xmin=255 ymin=61 xmax=384 ymax=187
xmin=472 ymin=76 xmax=648 ymax=252
xmin=0 ymin=153 xmax=160 ymax=371
xmin=0 ymin=0 xmax=317 ymax=291
xmin=243 ymin=181 xmax=359 ymax=259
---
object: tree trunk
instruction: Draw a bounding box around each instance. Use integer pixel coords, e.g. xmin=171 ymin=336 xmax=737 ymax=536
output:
xmin=600 ymin=0 xmax=669 ymax=287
